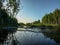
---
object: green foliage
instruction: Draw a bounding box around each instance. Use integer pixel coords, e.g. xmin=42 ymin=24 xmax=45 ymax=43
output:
xmin=25 ymin=9 xmax=60 ymax=29
xmin=0 ymin=0 xmax=20 ymax=27
xmin=0 ymin=8 xmax=18 ymax=27
xmin=26 ymin=23 xmax=32 ymax=26
xmin=42 ymin=9 xmax=60 ymax=24
xmin=33 ymin=20 xmax=40 ymax=24
xmin=6 ymin=0 xmax=20 ymax=16
xmin=18 ymin=23 xmax=25 ymax=27
xmin=42 ymin=14 xmax=49 ymax=24
xmin=9 ymin=18 xmax=18 ymax=27
xmin=53 ymin=9 xmax=60 ymax=24
xmin=0 ymin=0 xmax=20 ymax=17
xmin=25 ymin=20 xmax=41 ymax=27
xmin=18 ymin=23 xmax=25 ymax=25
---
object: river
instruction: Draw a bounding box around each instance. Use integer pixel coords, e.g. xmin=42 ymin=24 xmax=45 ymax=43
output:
xmin=0 ymin=28 xmax=60 ymax=45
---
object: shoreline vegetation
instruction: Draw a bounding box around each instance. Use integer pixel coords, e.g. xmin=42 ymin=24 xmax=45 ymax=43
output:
xmin=0 ymin=8 xmax=60 ymax=32
xmin=18 ymin=8 xmax=60 ymax=31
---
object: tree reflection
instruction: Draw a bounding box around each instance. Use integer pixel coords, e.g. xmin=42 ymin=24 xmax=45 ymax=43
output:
xmin=0 ymin=30 xmax=8 ymax=44
xmin=0 ymin=29 xmax=17 ymax=45
xmin=43 ymin=29 xmax=60 ymax=44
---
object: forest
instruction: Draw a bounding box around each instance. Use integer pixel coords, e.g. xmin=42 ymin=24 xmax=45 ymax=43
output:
xmin=42 ymin=9 xmax=60 ymax=24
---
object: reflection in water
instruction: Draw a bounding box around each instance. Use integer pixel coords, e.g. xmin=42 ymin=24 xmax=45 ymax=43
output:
xmin=43 ymin=30 xmax=60 ymax=45
xmin=0 ymin=28 xmax=60 ymax=45
xmin=0 ymin=30 xmax=8 ymax=44
xmin=15 ymin=31 xmax=58 ymax=45
xmin=0 ymin=29 xmax=17 ymax=45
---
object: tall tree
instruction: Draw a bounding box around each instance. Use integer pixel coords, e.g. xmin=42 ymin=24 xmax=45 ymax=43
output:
xmin=0 ymin=0 xmax=20 ymax=17
xmin=42 ymin=9 xmax=60 ymax=24
xmin=0 ymin=0 xmax=20 ymax=27
xmin=53 ymin=9 xmax=60 ymax=24
xmin=42 ymin=14 xmax=49 ymax=24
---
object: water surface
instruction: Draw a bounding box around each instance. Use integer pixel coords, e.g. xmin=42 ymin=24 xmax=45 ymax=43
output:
xmin=0 ymin=28 xmax=60 ymax=45
xmin=15 ymin=30 xmax=59 ymax=45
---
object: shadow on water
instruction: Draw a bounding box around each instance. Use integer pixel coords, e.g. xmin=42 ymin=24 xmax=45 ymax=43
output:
xmin=0 ymin=30 xmax=9 ymax=44
xmin=40 ymin=25 xmax=60 ymax=44
xmin=0 ymin=28 xmax=18 ymax=45
xmin=16 ymin=27 xmax=60 ymax=45
xmin=43 ymin=29 xmax=60 ymax=44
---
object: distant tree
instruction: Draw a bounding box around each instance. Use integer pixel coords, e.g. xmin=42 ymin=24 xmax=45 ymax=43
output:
xmin=33 ymin=20 xmax=40 ymax=24
xmin=26 ymin=23 xmax=32 ymax=26
xmin=18 ymin=23 xmax=25 ymax=26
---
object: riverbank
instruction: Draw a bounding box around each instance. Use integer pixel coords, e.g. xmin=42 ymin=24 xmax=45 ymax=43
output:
xmin=25 ymin=24 xmax=60 ymax=32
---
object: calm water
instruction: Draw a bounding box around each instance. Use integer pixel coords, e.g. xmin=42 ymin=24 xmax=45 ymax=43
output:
xmin=0 ymin=28 xmax=60 ymax=45
xmin=15 ymin=30 xmax=60 ymax=45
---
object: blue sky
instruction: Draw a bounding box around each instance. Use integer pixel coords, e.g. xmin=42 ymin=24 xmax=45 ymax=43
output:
xmin=16 ymin=0 xmax=60 ymax=23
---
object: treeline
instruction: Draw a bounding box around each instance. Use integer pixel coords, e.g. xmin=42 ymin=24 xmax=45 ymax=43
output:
xmin=18 ymin=8 xmax=60 ymax=28
xmin=42 ymin=9 xmax=60 ymax=24
xmin=25 ymin=9 xmax=60 ymax=28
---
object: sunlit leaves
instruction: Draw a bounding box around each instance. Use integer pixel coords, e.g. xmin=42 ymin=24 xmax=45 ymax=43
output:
xmin=42 ymin=9 xmax=60 ymax=24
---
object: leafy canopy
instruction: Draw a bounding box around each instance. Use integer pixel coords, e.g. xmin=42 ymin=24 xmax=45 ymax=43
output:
xmin=0 ymin=0 xmax=20 ymax=17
